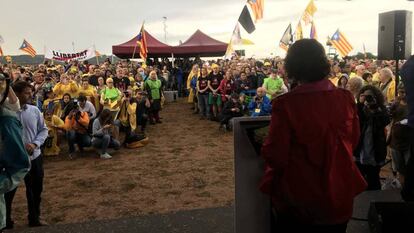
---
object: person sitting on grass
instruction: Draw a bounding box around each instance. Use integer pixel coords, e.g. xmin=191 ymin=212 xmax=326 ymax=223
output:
xmin=92 ymin=109 xmax=120 ymax=159
xmin=219 ymin=93 xmax=244 ymax=132
xmin=248 ymin=87 xmax=271 ymax=117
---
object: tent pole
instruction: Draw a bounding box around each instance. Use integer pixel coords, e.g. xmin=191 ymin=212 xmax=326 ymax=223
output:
xmin=171 ymin=53 xmax=174 ymax=67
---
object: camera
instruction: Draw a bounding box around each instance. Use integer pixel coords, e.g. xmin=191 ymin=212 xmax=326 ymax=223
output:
xmin=365 ymin=95 xmax=376 ymax=105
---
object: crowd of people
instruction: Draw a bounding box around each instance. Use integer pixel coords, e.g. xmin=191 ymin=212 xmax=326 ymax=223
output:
xmin=0 ymin=38 xmax=413 ymax=231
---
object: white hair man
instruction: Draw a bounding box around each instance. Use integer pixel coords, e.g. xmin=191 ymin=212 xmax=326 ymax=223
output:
xmin=379 ymin=67 xmax=396 ymax=104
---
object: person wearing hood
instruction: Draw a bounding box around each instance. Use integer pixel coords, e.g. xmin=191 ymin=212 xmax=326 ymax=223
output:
xmin=0 ymin=74 xmax=30 ymax=230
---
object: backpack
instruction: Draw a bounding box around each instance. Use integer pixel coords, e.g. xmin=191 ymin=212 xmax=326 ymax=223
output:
xmin=125 ymin=134 xmax=149 ymax=149
xmin=190 ymin=76 xmax=198 ymax=90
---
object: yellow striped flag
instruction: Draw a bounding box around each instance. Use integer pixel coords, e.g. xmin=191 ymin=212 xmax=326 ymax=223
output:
xmin=330 ymin=29 xmax=353 ymax=57
xmin=0 ymin=46 xmax=3 ymax=57
xmin=302 ymin=0 xmax=317 ymax=25
xmin=247 ymin=0 xmax=264 ymax=22
xmin=19 ymin=39 xmax=37 ymax=57
xmin=295 ymin=22 xmax=303 ymax=41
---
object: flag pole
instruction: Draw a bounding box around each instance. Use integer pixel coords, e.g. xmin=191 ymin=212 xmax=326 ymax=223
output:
xmin=43 ymin=45 xmax=46 ymax=64
xmin=94 ymin=44 xmax=100 ymax=65
xmin=131 ymin=42 xmax=138 ymax=60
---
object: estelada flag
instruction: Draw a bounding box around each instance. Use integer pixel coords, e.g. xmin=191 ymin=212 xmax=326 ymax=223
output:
xmin=0 ymin=46 xmax=3 ymax=57
xmin=247 ymin=0 xmax=264 ymax=22
xmin=19 ymin=39 xmax=37 ymax=57
xmin=330 ymin=29 xmax=353 ymax=57
xmin=137 ymin=22 xmax=148 ymax=61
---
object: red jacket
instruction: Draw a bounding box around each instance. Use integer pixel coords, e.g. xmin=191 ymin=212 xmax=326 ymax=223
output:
xmin=261 ymin=79 xmax=367 ymax=225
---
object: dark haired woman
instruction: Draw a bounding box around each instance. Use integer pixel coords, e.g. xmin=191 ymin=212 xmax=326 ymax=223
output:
xmin=362 ymin=72 xmax=373 ymax=86
xmin=337 ymin=74 xmax=348 ymax=89
xmin=59 ymin=93 xmax=73 ymax=120
xmin=261 ymin=39 xmax=366 ymax=232
xmin=92 ymin=109 xmax=120 ymax=159
xmin=354 ymin=85 xmax=390 ymax=190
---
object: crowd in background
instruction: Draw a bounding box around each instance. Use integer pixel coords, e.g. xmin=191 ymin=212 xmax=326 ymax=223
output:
xmin=0 ymin=52 xmax=411 ymax=230
xmin=182 ymin=55 xmax=409 ymax=193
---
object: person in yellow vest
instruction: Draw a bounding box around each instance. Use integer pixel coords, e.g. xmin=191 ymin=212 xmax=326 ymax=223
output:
xmin=379 ymin=67 xmax=396 ymax=105
xmin=186 ymin=64 xmax=200 ymax=104
xmin=53 ymin=73 xmax=79 ymax=99
xmin=100 ymin=78 xmax=122 ymax=120
xmin=43 ymin=106 xmax=65 ymax=156
xmin=78 ymin=77 xmax=98 ymax=107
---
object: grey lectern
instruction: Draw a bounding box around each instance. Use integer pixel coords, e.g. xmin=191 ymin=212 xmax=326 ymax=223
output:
xmin=233 ymin=116 xmax=272 ymax=233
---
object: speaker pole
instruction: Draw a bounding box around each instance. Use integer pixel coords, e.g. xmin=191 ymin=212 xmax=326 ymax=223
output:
xmin=395 ymin=59 xmax=399 ymax=98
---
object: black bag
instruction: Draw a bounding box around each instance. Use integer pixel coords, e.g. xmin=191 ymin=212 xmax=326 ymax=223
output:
xmin=124 ymin=133 xmax=146 ymax=144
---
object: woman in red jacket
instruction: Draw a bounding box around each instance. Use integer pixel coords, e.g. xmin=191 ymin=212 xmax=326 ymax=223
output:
xmin=219 ymin=70 xmax=235 ymax=103
xmin=261 ymin=39 xmax=367 ymax=232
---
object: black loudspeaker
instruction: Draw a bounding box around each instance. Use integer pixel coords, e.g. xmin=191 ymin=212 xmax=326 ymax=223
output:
xmin=368 ymin=202 xmax=414 ymax=233
xmin=378 ymin=10 xmax=412 ymax=60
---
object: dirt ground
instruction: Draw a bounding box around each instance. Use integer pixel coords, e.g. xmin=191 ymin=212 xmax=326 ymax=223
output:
xmin=10 ymin=98 xmax=235 ymax=230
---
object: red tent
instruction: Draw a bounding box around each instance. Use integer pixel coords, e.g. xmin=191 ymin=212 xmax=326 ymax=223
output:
xmin=173 ymin=30 xmax=228 ymax=57
xmin=112 ymin=30 xmax=173 ymax=58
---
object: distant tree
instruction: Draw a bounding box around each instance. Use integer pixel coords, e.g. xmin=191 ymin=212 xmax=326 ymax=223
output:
xmin=351 ymin=52 xmax=377 ymax=60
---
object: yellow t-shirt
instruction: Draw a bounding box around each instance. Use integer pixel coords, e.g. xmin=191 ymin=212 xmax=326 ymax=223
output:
xmin=53 ymin=81 xmax=79 ymax=99
xmin=78 ymin=85 xmax=97 ymax=98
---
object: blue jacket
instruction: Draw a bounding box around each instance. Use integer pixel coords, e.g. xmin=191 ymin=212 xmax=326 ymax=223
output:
xmin=248 ymin=95 xmax=272 ymax=117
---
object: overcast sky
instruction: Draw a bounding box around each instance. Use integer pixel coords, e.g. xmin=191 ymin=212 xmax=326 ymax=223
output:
xmin=0 ymin=0 xmax=413 ymax=57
